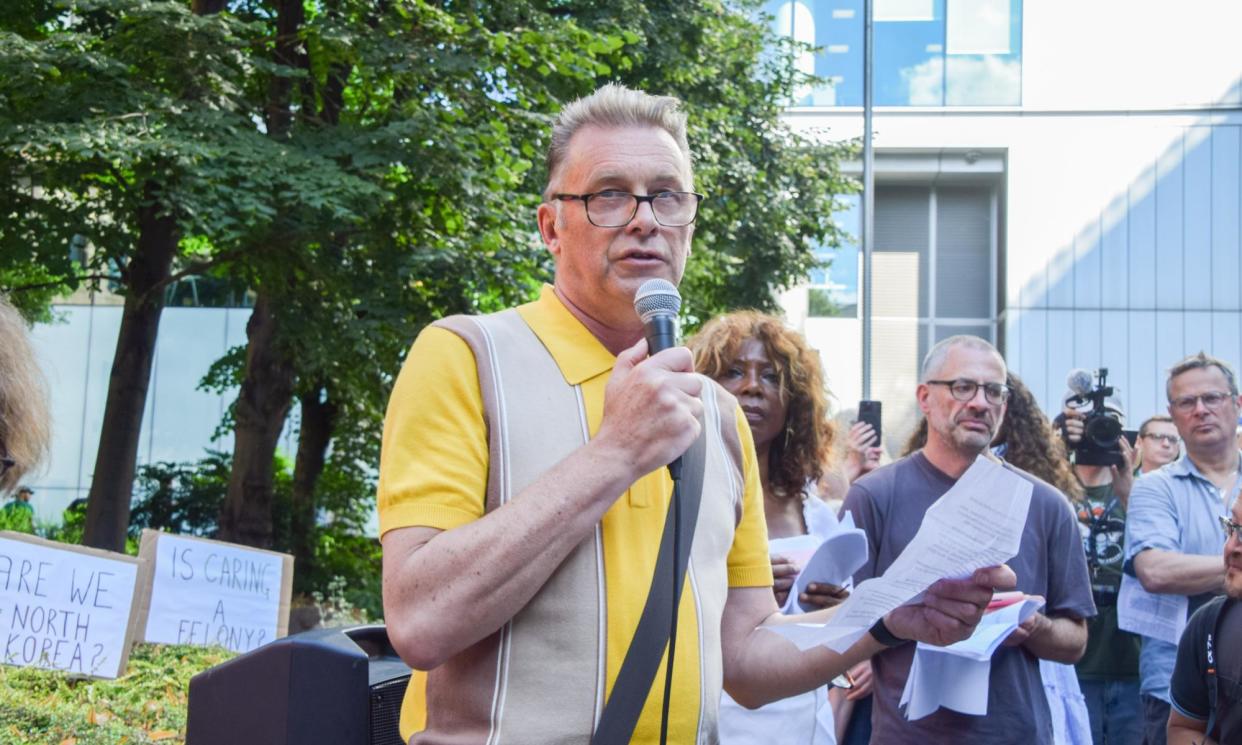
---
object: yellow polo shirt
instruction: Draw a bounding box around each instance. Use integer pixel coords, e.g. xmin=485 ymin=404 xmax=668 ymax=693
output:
xmin=378 ymin=285 xmax=772 ymax=742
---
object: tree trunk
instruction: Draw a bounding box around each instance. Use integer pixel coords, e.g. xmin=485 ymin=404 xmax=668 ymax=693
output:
xmin=289 ymin=385 xmax=337 ymax=580
xmin=217 ymin=293 xmax=295 ymax=547
xmin=190 ymin=0 xmax=227 ymax=13
xmin=82 ymin=182 xmax=178 ymax=551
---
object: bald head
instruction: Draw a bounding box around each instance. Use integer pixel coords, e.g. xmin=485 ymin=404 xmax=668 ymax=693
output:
xmin=921 ymin=335 xmax=1007 ymax=383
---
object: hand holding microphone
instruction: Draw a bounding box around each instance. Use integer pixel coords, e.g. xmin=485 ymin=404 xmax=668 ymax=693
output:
xmin=594 ymin=279 xmax=702 ymax=480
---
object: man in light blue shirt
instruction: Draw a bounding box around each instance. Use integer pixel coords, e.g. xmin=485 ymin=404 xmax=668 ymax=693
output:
xmin=1125 ymin=352 xmax=1242 ymax=745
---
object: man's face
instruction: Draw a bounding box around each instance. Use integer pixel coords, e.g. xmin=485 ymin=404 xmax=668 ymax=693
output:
xmin=1224 ymin=499 xmax=1242 ymax=599
xmin=917 ymin=345 xmax=1008 ymax=457
xmin=1167 ymin=367 xmax=1241 ymax=456
xmin=1138 ymin=420 xmax=1180 ymax=469
xmin=536 ymin=124 xmax=694 ymax=329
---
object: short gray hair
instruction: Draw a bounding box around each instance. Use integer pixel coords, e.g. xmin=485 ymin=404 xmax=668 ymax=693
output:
xmin=920 ymin=335 xmax=1006 ymax=382
xmin=1166 ymin=351 xmax=1239 ymax=400
xmin=544 ymin=84 xmax=692 ymax=199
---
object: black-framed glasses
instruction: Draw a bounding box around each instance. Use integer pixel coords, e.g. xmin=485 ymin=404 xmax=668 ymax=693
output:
xmin=1219 ymin=514 xmax=1242 ymax=541
xmin=1170 ymin=391 xmax=1235 ymax=414
xmin=554 ymin=190 xmax=704 ymax=227
xmin=1141 ymin=432 xmax=1181 ymax=445
xmin=926 ymin=379 xmax=1010 ymax=405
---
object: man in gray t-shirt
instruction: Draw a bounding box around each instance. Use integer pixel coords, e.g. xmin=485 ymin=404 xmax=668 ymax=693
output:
xmin=843 ymin=336 xmax=1096 ymax=744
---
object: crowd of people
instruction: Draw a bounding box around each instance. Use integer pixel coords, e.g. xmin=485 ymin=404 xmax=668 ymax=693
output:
xmin=375 ymin=84 xmax=1242 ymax=745
xmin=4 ymin=80 xmax=1239 ymax=745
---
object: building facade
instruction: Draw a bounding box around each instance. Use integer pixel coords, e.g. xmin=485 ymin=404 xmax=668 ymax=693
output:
xmin=773 ymin=0 xmax=1242 ymax=446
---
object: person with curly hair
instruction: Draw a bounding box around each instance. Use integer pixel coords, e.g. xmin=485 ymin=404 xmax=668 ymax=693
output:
xmin=0 ymin=296 xmax=51 ymax=499
xmin=690 ymin=310 xmax=857 ymax=745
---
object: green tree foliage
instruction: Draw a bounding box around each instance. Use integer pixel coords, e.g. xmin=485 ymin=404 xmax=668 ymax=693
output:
xmin=1 ymin=1 xmax=853 ymax=563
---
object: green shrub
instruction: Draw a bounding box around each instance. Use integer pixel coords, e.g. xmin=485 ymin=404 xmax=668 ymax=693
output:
xmin=0 ymin=643 xmax=236 ymax=744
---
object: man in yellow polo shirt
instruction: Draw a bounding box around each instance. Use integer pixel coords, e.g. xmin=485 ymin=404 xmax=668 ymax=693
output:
xmin=378 ymin=84 xmax=1014 ymax=744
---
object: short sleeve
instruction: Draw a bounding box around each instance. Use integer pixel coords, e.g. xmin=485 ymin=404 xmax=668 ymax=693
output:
xmin=1126 ymin=475 xmax=1181 ymax=560
xmin=377 ymin=325 xmax=490 ymax=537
xmin=1041 ymin=488 xmax=1097 ymax=619
xmin=1169 ymin=600 xmax=1216 ymax=722
xmin=725 ymin=407 xmax=775 ymax=588
xmin=842 ymin=482 xmax=881 ymax=584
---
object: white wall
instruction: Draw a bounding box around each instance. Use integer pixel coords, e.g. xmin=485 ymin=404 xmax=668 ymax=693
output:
xmin=781 ymin=0 xmax=1242 ymax=425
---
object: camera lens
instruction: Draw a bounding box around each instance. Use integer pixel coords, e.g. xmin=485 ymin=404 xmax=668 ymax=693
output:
xmin=1085 ymin=415 xmax=1122 ymax=449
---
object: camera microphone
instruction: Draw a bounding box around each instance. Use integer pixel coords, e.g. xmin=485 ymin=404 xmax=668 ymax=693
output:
xmin=1066 ymin=368 xmax=1094 ymax=398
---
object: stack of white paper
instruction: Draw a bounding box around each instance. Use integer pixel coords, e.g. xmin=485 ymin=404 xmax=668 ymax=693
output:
xmin=770 ymin=455 xmax=1033 ymax=654
xmin=899 ymin=595 xmax=1045 ymax=719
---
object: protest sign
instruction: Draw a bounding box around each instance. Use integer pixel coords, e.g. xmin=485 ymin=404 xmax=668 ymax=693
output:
xmin=136 ymin=530 xmax=292 ymax=654
xmin=0 ymin=532 xmax=145 ymax=679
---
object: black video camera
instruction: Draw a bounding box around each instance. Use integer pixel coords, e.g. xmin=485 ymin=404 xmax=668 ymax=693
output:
xmin=1064 ymin=367 xmax=1125 ymax=467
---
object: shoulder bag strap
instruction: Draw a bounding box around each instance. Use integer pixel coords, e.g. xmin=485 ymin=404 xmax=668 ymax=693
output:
xmin=590 ymin=429 xmax=708 ymax=744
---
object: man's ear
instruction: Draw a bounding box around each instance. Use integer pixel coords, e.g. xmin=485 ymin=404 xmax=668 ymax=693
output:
xmin=537 ymin=201 xmax=561 ymax=258
xmin=916 ymin=383 xmax=931 ymax=416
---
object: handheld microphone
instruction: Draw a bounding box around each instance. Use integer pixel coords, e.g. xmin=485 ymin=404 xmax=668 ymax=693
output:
xmin=633 ymin=278 xmax=681 ymax=355
xmin=633 ymin=278 xmax=684 ymax=480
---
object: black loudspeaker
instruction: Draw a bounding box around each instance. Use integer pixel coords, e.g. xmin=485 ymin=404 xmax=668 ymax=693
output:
xmin=187 ymin=624 xmax=412 ymax=745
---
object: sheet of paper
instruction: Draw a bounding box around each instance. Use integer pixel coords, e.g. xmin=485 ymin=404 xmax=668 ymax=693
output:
xmin=1117 ymin=572 xmax=1188 ymax=646
xmin=923 ymin=594 xmax=1044 ymax=661
xmin=779 ymin=525 xmax=869 ymax=614
xmin=769 ymin=456 xmax=1033 ymax=653
xmin=902 ymin=648 xmax=991 ymax=719
xmin=898 ymin=595 xmax=1044 ymax=720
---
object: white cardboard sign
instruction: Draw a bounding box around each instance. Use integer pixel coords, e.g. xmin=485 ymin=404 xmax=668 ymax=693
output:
xmin=0 ymin=532 xmax=144 ymax=679
xmin=137 ymin=530 xmax=292 ymax=654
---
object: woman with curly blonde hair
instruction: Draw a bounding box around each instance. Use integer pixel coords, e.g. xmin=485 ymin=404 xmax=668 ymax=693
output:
xmin=0 ymin=296 xmax=51 ymax=496
xmin=689 ymin=310 xmax=851 ymax=745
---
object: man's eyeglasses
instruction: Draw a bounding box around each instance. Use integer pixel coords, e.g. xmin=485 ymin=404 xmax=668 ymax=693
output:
xmin=925 ymin=379 xmax=1010 ymax=405
xmin=554 ymin=190 xmax=704 ymax=228
xmin=1170 ymin=391 xmax=1235 ymax=414
xmin=1141 ymin=433 xmax=1181 ymax=446
xmin=1219 ymin=514 xmax=1242 ymax=541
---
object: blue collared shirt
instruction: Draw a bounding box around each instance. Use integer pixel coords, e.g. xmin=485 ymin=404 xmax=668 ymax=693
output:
xmin=1124 ymin=452 xmax=1242 ymax=702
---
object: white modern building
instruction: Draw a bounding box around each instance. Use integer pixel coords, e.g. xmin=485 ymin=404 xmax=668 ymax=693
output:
xmin=772 ymin=0 xmax=1242 ymax=448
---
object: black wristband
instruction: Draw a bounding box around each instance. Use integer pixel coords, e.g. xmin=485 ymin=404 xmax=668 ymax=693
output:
xmin=869 ymin=616 xmax=908 ymax=648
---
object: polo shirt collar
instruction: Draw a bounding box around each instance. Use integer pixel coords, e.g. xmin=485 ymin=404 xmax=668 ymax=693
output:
xmin=518 ymin=284 xmax=615 ymax=385
xmin=1169 ymin=451 xmax=1242 ymax=480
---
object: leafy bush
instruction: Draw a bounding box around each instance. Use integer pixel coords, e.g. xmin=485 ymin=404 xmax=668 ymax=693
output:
xmin=127 ymin=450 xmax=382 ymax=621
xmin=0 ymin=643 xmax=236 ymax=744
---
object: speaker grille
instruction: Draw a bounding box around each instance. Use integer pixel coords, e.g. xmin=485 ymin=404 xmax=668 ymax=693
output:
xmin=369 ymin=675 xmax=410 ymax=745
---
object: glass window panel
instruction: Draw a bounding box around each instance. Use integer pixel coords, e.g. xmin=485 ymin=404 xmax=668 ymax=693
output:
xmin=945 ymin=0 xmax=1010 ymax=54
xmin=805 ymin=0 xmax=864 ymax=106
xmin=875 ymin=4 xmax=945 ymax=105
xmin=876 ymin=0 xmax=935 ymax=21
xmin=808 ymin=194 xmax=859 ymax=317
xmin=944 ymin=0 xmax=1021 ymax=105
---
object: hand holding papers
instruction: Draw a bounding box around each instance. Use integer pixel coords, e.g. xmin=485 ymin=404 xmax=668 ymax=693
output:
xmin=770 ymin=456 xmax=1032 ymax=653
xmin=778 ymin=514 xmax=869 ymax=614
xmin=899 ymin=593 xmax=1046 ymax=720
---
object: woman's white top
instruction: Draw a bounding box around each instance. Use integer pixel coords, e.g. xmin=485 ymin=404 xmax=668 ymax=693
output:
xmin=717 ymin=494 xmax=840 ymax=745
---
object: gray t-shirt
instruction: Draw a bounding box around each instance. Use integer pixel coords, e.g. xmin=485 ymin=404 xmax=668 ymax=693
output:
xmin=843 ymin=452 xmax=1096 ymax=745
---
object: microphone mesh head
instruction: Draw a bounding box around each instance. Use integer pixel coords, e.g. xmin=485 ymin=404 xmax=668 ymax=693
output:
xmin=633 ymin=278 xmax=682 ymax=323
